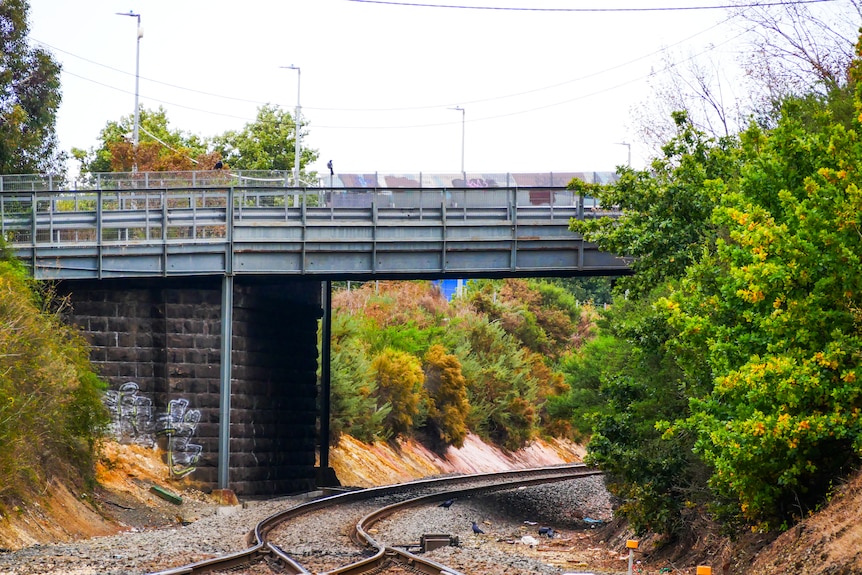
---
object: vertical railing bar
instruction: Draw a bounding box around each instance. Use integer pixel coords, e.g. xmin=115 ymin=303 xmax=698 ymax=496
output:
xmin=371 ymin=193 xmax=377 ymax=275
xmin=49 ymin=194 xmax=55 ymax=244
xmin=96 ymin=190 xmax=103 ymax=279
xmin=301 ymin=190 xmax=307 ymax=272
xmin=441 ymin=199 xmax=447 ymax=274
xmin=30 ymin=191 xmax=37 ymax=274
xmin=192 ymin=188 xmax=198 ymax=240
xmin=162 ymin=189 xmax=168 ymax=275
xmin=510 ymin=186 xmax=517 ymax=272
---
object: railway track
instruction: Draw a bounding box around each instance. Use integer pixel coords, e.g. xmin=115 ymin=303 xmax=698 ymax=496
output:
xmin=147 ymin=464 xmax=602 ymax=575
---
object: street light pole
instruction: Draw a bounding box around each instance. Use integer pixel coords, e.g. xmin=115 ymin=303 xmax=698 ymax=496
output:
xmin=448 ymin=106 xmax=465 ymax=174
xmin=116 ymin=11 xmax=142 ymax=171
xmin=282 ymin=65 xmax=301 ymax=186
xmin=615 ymin=141 xmax=631 ymax=167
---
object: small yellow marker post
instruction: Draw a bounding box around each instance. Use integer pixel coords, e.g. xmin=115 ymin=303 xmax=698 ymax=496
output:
xmin=626 ymin=540 xmax=639 ymax=575
xmin=696 ymin=567 xmax=712 ymax=575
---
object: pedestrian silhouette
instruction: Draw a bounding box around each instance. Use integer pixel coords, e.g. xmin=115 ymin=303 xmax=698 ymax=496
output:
xmin=439 ymin=499 xmax=454 ymax=508
xmin=471 ymin=521 xmax=485 ymax=534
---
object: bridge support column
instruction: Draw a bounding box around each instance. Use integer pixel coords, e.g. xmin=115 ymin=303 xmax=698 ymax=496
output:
xmin=316 ymin=280 xmax=339 ymax=487
xmin=218 ymin=274 xmax=234 ymax=489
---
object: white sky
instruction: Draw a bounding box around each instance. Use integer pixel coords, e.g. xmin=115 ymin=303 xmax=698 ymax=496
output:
xmin=28 ymin=0 xmax=760 ymax=176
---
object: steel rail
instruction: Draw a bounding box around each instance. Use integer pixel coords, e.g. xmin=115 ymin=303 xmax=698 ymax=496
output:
xmin=342 ymin=467 xmax=604 ymax=575
xmin=146 ymin=464 xmax=598 ymax=575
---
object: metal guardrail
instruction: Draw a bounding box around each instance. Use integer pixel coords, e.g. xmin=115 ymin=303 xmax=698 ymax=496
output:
xmin=0 ymin=170 xmax=619 ymax=192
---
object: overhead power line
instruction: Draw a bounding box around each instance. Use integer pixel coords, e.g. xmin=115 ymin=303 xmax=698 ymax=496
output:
xmin=35 ymin=12 xmax=736 ymax=119
xmin=345 ymin=0 xmax=834 ymax=10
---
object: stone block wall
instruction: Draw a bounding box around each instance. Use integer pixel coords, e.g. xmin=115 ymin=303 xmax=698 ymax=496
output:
xmin=230 ymin=280 xmax=321 ymax=495
xmin=57 ymin=276 xmax=321 ymax=495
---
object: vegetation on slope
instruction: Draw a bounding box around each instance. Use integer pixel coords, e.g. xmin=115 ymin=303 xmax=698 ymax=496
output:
xmin=327 ymin=278 xmax=604 ymax=452
xmin=562 ymin=42 xmax=862 ymax=536
xmin=0 ymin=251 xmax=108 ymax=505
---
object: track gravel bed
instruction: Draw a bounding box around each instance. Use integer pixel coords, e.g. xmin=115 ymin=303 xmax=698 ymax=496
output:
xmin=0 ymin=493 xmax=311 ymax=575
xmin=0 ymin=473 xmax=618 ymax=575
xmin=374 ymin=475 xmax=615 ymax=575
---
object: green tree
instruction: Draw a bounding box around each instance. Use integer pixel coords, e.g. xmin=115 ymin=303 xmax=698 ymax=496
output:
xmin=212 ymin=104 xmax=318 ymax=175
xmin=73 ymin=106 xmax=215 ymax=175
xmin=0 ymin=0 xmax=64 ymax=175
xmin=569 ymin=111 xmax=740 ymax=298
xmin=423 ymin=344 xmax=470 ymax=448
xmin=665 ymin=76 xmax=862 ymax=525
xmin=564 ymin=112 xmax=742 ymax=535
xmin=579 ymin=289 xmax=710 ymax=535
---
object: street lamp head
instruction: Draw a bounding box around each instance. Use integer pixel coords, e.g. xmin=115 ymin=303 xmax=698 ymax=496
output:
xmin=115 ymin=10 xmax=140 ymax=21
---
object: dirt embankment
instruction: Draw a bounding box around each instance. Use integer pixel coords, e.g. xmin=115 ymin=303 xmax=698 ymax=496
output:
xmin=329 ymin=432 xmax=586 ymax=487
xmin=0 ymin=433 xmax=584 ymax=551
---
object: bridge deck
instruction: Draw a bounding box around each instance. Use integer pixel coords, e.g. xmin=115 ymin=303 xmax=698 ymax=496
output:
xmin=1 ymin=185 xmax=629 ymax=280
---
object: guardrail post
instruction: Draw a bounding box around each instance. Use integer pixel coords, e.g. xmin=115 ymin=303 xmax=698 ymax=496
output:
xmin=510 ymin=187 xmax=517 ymax=272
xmin=96 ymin=190 xmax=103 ymax=279
xmin=371 ymin=194 xmax=378 ymax=274
xmin=441 ymin=200 xmax=447 ymax=273
xmin=301 ymin=190 xmax=307 ymax=271
xmin=30 ymin=191 xmax=37 ymax=275
xmin=161 ymin=190 xmax=168 ymax=275
xmin=226 ymin=187 xmax=234 ymax=276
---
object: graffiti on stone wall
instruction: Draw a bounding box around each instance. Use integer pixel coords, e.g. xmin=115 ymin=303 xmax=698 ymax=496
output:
xmin=105 ymin=382 xmax=155 ymax=445
xmin=104 ymin=382 xmax=203 ymax=478
xmin=158 ymin=398 xmax=203 ymax=478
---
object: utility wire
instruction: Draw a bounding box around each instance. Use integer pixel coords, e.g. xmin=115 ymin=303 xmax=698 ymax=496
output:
xmin=33 ymin=39 xmax=266 ymax=106
xmin=309 ymin=22 xmax=753 ymax=129
xmin=345 ymin=0 xmax=835 ymax=11
xmin=34 ymin=12 xmax=737 ymax=118
xmin=60 ymin=69 xmax=253 ymax=122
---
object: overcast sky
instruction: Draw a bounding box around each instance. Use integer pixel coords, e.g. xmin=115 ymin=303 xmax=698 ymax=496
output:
xmin=28 ymin=0 xmax=769 ymax=176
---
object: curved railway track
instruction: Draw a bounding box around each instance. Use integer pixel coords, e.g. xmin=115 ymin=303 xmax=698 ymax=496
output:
xmin=148 ymin=464 xmax=602 ymax=575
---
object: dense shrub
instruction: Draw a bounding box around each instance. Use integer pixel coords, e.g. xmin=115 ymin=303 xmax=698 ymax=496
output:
xmin=328 ymin=280 xmax=595 ymax=448
xmin=423 ymin=344 xmax=470 ymax=448
xmin=370 ymin=347 xmax=426 ymax=439
xmin=0 ymin=260 xmax=108 ymax=499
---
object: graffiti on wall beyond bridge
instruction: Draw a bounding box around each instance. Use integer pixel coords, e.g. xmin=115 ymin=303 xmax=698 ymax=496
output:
xmin=104 ymin=382 xmax=203 ymax=478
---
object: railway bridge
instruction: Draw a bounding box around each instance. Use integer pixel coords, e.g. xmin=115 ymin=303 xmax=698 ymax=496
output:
xmin=0 ymin=170 xmax=630 ymax=495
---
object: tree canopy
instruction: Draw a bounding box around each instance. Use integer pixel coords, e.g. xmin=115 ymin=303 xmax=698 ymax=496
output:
xmin=0 ymin=0 xmax=64 ymax=175
xmin=564 ymin=39 xmax=862 ymax=533
xmin=211 ymin=103 xmax=318 ymax=174
xmin=73 ymin=106 xmax=215 ymax=175
xmin=73 ymin=103 xmax=318 ymax=178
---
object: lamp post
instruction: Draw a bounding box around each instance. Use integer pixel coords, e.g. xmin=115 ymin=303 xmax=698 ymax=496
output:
xmin=615 ymin=141 xmax=631 ymax=167
xmin=282 ymin=65 xmax=301 ymax=186
xmin=448 ymin=105 xmax=465 ymax=174
xmin=116 ymin=11 xmax=142 ymax=171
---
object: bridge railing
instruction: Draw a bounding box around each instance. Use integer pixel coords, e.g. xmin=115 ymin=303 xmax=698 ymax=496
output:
xmin=0 ymin=185 xmax=609 ymax=248
xmin=0 ymin=170 xmax=618 ymax=192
